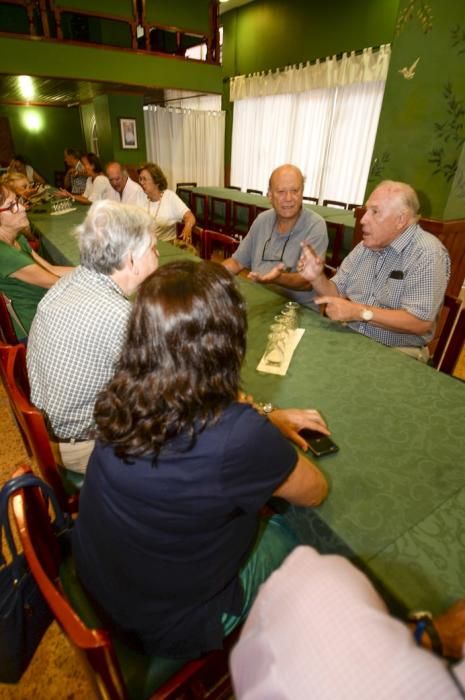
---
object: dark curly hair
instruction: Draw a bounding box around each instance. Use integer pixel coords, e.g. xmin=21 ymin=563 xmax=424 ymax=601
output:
xmin=94 ymin=260 xmax=247 ymax=460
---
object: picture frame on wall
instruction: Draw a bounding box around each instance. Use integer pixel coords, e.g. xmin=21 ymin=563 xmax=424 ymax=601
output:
xmin=120 ymin=117 xmax=138 ymax=149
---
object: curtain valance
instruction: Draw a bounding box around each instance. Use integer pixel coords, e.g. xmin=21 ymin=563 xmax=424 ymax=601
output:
xmin=230 ymin=44 xmax=391 ymax=101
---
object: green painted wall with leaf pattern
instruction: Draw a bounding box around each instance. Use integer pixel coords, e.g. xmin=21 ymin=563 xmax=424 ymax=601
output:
xmin=368 ymin=0 xmax=465 ymax=218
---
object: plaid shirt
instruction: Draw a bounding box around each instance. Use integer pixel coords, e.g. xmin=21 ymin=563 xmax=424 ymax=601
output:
xmin=27 ymin=267 xmax=131 ymax=440
xmin=332 ymin=224 xmax=450 ymax=347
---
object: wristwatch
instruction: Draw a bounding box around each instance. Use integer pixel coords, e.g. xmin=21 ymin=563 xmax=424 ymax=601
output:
xmin=360 ymin=308 xmax=374 ymax=322
xmin=256 ymin=402 xmax=274 ymax=416
xmin=407 ymin=611 xmax=443 ymax=655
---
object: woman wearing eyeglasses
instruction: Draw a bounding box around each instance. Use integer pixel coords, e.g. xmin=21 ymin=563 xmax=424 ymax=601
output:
xmin=0 ymin=185 xmax=73 ymax=337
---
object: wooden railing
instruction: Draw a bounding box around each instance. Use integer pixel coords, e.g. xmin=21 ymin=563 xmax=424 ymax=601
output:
xmin=0 ymin=0 xmax=220 ymax=63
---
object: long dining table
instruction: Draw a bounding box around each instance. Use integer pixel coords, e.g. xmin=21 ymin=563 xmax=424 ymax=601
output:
xmin=30 ymin=204 xmax=465 ymax=618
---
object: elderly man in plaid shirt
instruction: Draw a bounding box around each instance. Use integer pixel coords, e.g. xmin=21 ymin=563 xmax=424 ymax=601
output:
xmin=27 ymin=200 xmax=159 ymax=477
xmin=298 ymin=180 xmax=450 ymax=361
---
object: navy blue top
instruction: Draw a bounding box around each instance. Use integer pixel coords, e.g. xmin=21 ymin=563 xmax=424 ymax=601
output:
xmin=73 ymin=402 xmax=297 ymax=657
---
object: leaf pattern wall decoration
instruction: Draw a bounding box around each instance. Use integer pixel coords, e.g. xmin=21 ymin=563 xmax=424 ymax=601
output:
xmin=451 ymin=25 xmax=465 ymax=55
xmin=396 ymin=0 xmax=433 ymax=36
xmin=428 ymin=82 xmax=465 ymax=183
xmin=368 ymin=151 xmax=390 ymax=182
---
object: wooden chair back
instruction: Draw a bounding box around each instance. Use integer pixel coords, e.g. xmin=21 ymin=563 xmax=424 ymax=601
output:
xmin=203 ymin=229 xmax=239 ymax=261
xmin=0 ymin=293 xmax=20 ymax=344
xmin=0 ymin=344 xmax=79 ymax=513
xmin=323 ymin=199 xmax=347 ymax=209
xmin=429 ymin=295 xmax=462 ymax=369
xmin=439 ymin=306 xmax=465 ymax=376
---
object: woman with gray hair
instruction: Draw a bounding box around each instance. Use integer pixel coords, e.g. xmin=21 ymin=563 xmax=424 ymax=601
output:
xmin=27 ymin=199 xmax=159 ymax=477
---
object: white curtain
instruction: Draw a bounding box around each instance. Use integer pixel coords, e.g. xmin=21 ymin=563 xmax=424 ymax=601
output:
xmin=230 ymin=46 xmax=390 ymax=203
xmin=144 ymin=104 xmax=225 ymax=189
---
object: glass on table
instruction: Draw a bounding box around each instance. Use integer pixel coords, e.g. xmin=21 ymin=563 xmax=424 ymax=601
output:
xmin=263 ymin=330 xmax=286 ymax=367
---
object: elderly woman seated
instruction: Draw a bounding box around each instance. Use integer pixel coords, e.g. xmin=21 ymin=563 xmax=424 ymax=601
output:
xmin=73 ymin=260 xmax=328 ymax=660
xmin=0 ymin=184 xmax=72 ymax=337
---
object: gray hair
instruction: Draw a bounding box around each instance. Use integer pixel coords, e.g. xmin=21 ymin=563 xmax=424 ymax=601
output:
xmin=378 ymin=180 xmax=420 ymax=217
xmin=76 ymin=199 xmax=155 ymax=274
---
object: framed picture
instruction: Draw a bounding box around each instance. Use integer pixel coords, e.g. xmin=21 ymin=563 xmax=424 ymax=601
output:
xmin=119 ymin=117 xmax=138 ymax=149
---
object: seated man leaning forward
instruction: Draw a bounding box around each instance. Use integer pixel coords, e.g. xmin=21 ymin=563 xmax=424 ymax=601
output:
xmin=298 ymin=180 xmax=450 ymax=361
xmin=106 ymin=161 xmax=148 ymax=209
xmin=223 ymin=164 xmax=328 ymax=310
xmin=27 ymin=200 xmax=160 ymax=477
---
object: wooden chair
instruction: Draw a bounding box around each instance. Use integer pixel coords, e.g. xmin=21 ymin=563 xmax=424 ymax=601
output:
xmin=323 ymin=199 xmax=347 ymax=209
xmin=10 ymin=464 xmax=239 ymax=700
xmin=0 ymin=343 xmax=80 ymax=513
xmin=208 ymin=196 xmax=231 ymax=233
xmin=225 ymin=185 xmax=241 ymax=191
xmin=438 ymin=306 xmax=465 ymax=376
xmin=176 ymin=181 xmax=197 ymax=189
xmin=0 ymin=292 xmax=21 ymax=344
xmin=429 ymin=295 xmax=462 ymax=369
xmin=203 ymin=229 xmax=239 ymax=261
xmin=175 ymin=223 xmax=205 ymax=259
xmin=231 ymin=201 xmax=254 ymax=239
xmin=190 ymin=192 xmax=209 ymax=227
xmin=325 ymin=222 xmax=345 ymax=268
xmin=254 ymin=205 xmax=269 ymax=219
xmin=246 ymin=188 xmax=263 ymax=196
xmin=347 ymin=202 xmax=362 ymax=210
xmin=303 ymin=196 xmax=318 ymax=205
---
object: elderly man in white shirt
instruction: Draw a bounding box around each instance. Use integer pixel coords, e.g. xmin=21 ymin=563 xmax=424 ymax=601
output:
xmin=106 ymin=162 xmax=148 ymax=209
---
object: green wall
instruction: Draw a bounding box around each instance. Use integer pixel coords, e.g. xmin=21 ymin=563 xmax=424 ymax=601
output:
xmin=221 ymin=0 xmax=400 ymax=173
xmin=368 ymin=0 xmax=465 ymax=218
xmin=107 ymin=94 xmax=146 ymax=166
xmin=222 ymin=0 xmax=399 ymax=76
xmin=0 ymin=104 xmax=84 ymax=183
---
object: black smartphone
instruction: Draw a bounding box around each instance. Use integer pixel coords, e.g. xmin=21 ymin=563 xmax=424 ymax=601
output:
xmin=299 ymin=429 xmax=339 ymax=457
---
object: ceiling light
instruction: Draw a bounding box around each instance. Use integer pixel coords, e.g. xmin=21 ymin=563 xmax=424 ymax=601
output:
xmin=18 ymin=75 xmax=35 ymax=101
xmin=22 ymin=110 xmax=43 ymax=132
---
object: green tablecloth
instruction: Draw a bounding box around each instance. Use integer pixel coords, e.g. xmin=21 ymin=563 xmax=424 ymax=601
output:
xmin=30 ymin=207 xmax=465 ymax=614
xmin=238 ymin=278 xmax=465 ymax=614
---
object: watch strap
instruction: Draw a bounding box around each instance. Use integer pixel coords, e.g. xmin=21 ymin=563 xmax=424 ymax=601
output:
xmin=408 ymin=612 xmax=443 ymax=655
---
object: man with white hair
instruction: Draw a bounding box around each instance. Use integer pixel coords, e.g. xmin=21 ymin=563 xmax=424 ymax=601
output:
xmin=106 ymin=161 xmax=148 ymax=208
xmin=27 ymin=200 xmax=159 ymax=476
xmin=298 ymin=180 xmax=450 ymax=360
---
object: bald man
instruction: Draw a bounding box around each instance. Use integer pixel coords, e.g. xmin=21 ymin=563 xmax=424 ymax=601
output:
xmin=106 ymin=162 xmax=148 ymax=209
xmin=298 ymin=180 xmax=450 ymax=359
xmin=223 ymin=164 xmax=328 ymax=310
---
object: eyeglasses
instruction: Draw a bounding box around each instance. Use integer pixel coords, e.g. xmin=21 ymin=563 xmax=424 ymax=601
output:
xmin=261 ymin=233 xmax=290 ymax=262
xmin=0 ymin=196 xmax=27 ymax=215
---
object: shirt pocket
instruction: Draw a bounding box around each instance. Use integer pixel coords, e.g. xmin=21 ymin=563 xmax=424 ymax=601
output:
xmin=376 ymin=278 xmax=405 ymax=309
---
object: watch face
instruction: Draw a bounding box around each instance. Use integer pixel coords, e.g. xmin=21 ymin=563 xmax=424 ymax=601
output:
xmin=361 ymin=309 xmax=373 ymax=321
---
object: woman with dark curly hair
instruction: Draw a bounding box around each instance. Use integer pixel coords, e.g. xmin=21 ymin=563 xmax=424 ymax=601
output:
xmin=73 ymin=260 xmax=328 ymax=660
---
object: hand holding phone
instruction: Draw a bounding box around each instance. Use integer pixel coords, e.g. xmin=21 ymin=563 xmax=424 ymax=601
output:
xmin=299 ymin=429 xmax=339 ymax=457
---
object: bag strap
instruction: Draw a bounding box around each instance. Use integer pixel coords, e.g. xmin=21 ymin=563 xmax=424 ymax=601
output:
xmin=0 ymin=474 xmax=69 ymax=572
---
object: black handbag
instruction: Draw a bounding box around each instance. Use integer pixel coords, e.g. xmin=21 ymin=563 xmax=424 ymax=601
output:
xmin=0 ymin=473 xmax=71 ymax=684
